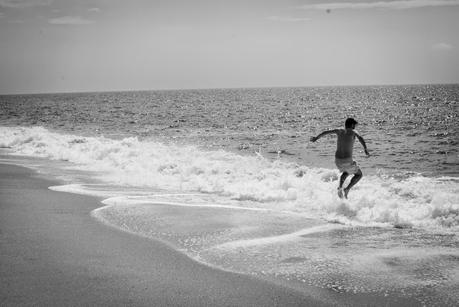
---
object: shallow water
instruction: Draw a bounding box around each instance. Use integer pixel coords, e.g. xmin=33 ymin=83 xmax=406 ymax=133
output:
xmin=88 ymin=197 xmax=459 ymax=306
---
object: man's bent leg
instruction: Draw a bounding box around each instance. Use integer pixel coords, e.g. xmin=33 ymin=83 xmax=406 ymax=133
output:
xmin=338 ymin=172 xmax=349 ymax=198
xmin=344 ymin=169 xmax=362 ymax=198
xmin=339 ymin=172 xmax=349 ymax=188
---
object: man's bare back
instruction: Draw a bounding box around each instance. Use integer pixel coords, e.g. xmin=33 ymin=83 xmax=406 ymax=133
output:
xmin=335 ymin=128 xmax=362 ymax=159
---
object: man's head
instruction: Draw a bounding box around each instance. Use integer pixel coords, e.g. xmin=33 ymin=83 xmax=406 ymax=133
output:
xmin=345 ymin=118 xmax=358 ymax=129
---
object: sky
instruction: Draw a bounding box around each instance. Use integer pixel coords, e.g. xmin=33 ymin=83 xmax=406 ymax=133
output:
xmin=0 ymin=0 xmax=458 ymax=94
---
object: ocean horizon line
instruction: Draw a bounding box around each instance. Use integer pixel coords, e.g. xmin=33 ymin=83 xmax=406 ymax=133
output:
xmin=1 ymin=82 xmax=458 ymax=96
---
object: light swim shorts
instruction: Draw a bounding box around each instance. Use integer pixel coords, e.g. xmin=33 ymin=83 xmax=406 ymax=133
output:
xmin=335 ymin=158 xmax=360 ymax=174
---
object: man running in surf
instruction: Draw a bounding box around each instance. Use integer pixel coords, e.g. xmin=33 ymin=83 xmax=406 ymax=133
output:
xmin=310 ymin=118 xmax=370 ymax=199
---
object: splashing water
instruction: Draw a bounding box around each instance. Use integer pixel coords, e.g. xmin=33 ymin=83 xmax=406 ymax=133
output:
xmin=1 ymin=126 xmax=458 ymax=230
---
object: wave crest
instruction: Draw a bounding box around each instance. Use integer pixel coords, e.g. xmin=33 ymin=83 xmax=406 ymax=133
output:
xmin=1 ymin=126 xmax=458 ymax=230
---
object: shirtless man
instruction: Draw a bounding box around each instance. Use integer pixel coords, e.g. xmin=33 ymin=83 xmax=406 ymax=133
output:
xmin=310 ymin=118 xmax=370 ymax=199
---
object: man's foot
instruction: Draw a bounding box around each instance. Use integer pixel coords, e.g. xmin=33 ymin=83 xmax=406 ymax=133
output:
xmin=343 ymin=188 xmax=350 ymax=199
xmin=337 ymin=187 xmax=344 ymax=199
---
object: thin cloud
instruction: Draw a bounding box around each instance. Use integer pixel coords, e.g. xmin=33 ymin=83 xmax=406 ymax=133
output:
xmin=267 ymin=15 xmax=311 ymax=22
xmin=299 ymin=0 xmax=459 ymax=10
xmin=432 ymin=42 xmax=454 ymax=50
xmin=48 ymin=16 xmax=94 ymax=25
xmin=88 ymin=7 xmax=100 ymax=13
xmin=8 ymin=19 xmax=25 ymax=23
xmin=0 ymin=0 xmax=52 ymax=8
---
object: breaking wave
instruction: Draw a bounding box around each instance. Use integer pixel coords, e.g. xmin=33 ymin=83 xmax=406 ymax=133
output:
xmin=1 ymin=126 xmax=458 ymax=230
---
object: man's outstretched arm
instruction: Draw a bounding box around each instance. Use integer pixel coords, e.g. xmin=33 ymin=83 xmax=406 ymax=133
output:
xmin=310 ymin=129 xmax=339 ymax=142
xmin=356 ymin=133 xmax=370 ymax=156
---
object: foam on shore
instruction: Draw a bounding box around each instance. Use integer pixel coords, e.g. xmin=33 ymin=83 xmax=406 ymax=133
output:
xmin=1 ymin=126 xmax=458 ymax=230
xmin=89 ymin=197 xmax=459 ymax=306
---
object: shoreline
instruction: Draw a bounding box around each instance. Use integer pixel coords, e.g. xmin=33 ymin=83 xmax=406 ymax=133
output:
xmin=0 ymin=162 xmax=426 ymax=306
xmin=0 ymin=162 xmax=335 ymax=306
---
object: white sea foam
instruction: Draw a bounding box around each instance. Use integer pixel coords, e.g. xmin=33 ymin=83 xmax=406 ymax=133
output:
xmin=99 ymin=195 xmax=271 ymax=212
xmin=49 ymin=184 xmax=112 ymax=197
xmin=213 ymin=224 xmax=343 ymax=250
xmin=1 ymin=126 xmax=458 ymax=230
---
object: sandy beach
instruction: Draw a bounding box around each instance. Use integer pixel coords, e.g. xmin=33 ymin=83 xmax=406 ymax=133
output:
xmin=0 ymin=163 xmax=336 ymax=306
xmin=0 ymin=162 xmax=429 ymax=306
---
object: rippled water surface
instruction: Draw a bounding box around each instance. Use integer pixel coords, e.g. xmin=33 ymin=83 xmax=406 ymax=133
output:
xmin=1 ymin=84 xmax=458 ymax=176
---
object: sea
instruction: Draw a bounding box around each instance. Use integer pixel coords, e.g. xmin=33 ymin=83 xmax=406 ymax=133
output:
xmin=1 ymin=84 xmax=458 ymax=305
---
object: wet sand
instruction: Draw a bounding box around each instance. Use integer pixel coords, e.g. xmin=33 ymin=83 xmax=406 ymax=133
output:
xmin=0 ymin=163 xmax=424 ymax=306
xmin=0 ymin=163 xmax=335 ymax=306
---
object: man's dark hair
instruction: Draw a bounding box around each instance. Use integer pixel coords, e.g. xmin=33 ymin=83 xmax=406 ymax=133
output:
xmin=345 ymin=118 xmax=358 ymax=128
